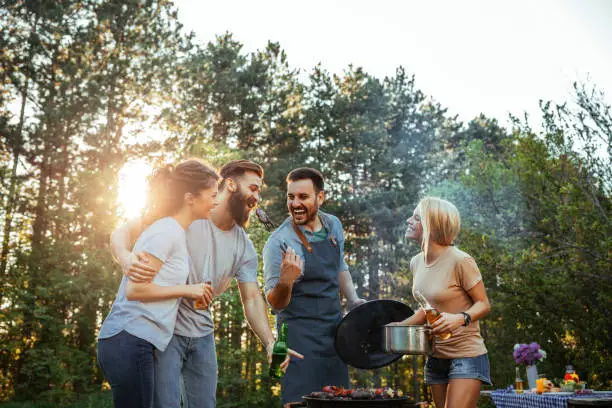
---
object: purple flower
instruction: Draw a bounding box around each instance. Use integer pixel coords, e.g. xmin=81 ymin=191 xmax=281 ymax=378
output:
xmin=513 ymin=342 xmax=545 ymax=365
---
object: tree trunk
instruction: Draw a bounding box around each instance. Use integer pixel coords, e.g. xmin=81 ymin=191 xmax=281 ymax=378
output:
xmin=31 ymin=142 xmax=50 ymax=251
xmin=0 ymin=15 xmax=38 ymax=305
xmin=75 ymin=302 xmax=97 ymax=393
xmin=55 ymin=137 xmax=70 ymax=239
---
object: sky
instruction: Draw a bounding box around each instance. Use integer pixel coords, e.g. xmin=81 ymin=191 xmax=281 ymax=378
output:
xmin=173 ymin=0 xmax=612 ymax=125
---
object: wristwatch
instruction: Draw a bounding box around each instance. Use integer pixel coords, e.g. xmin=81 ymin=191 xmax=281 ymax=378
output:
xmin=461 ymin=312 xmax=472 ymax=326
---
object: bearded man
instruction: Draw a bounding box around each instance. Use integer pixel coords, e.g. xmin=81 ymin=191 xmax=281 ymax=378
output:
xmin=111 ymin=160 xmax=302 ymax=408
xmin=264 ymin=167 xmax=365 ymax=406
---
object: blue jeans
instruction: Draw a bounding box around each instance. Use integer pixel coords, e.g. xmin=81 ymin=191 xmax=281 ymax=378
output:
xmin=97 ymin=330 xmax=155 ymax=408
xmin=425 ymin=353 xmax=492 ymax=385
xmin=154 ymin=333 xmax=217 ymax=408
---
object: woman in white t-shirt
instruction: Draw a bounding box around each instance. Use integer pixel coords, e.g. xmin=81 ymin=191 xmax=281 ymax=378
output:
xmin=97 ymin=159 xmax=219 ymax=408
xmin=393 ymin=197 xmax=491 ymax=408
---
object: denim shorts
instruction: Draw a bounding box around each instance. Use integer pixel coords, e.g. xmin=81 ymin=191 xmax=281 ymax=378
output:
xmin=425 ymin=353 xmax=492 ymax=385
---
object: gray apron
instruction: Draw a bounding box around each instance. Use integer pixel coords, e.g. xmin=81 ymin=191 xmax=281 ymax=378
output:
xmin=278 ymin=229 xmax=349 ymax=405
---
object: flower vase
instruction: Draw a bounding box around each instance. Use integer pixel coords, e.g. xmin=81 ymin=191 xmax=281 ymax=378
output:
xmin=526 ymin=364 xmax=538 ymax=390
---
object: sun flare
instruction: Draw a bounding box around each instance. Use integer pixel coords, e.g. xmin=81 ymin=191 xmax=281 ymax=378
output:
xmin=117 ymin=159 xmax=153 ymax=219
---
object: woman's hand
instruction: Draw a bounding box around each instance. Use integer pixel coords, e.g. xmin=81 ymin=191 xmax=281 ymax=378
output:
xmin=431 ymin=312 xmax=465 ymax=334
xmin=186 ymin=283 xmax=214 ymax=305
xmin=386 ymin=319 xmax=410 ymax=327
xmin=387 ymin=309 xmax=428 ymax=327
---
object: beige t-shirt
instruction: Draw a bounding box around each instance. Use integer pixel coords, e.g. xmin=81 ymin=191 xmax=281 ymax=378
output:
xmin=411 ymin=246 xmax=487 ymax=359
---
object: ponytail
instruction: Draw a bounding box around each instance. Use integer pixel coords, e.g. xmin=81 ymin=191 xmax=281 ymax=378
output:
xmin=145 ymin=159 xmax=219 ymax=222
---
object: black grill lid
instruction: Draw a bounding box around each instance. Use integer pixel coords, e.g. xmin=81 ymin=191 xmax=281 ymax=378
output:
xmin=334 ymin=299 xmax=414 ymax=370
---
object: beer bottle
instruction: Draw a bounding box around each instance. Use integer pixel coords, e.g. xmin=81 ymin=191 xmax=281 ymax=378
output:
xmin=514 ymin=367 xmax=524 ymax=393
xmin=194 ymin=281 xmax=212 ymax=310
xmin=269 ymin=322 xmax=288 ymax=379
xmin=414 ymin=290 xmax=452 ymax=340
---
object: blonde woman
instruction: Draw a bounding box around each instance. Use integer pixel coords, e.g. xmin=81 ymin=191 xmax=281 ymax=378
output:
xmin=395 ymin=197 xmax=491 ymax=408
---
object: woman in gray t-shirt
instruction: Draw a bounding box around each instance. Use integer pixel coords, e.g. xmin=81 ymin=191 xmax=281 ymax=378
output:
xmin=97 ymin=159 xmax=219 ymax=408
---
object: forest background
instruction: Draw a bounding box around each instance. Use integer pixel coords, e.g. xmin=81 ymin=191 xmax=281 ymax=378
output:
xmin=0 ymin=1 xmax=610 ymax=407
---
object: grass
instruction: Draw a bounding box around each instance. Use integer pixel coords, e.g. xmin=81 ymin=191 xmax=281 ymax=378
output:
xmin=0 ymin=392 xmax=113 ymax=408
xmin=1 ymin=391 xmax=496 ymax=408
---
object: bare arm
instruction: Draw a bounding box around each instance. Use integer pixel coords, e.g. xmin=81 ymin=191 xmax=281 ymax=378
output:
xmin=266 ymin=280 xmax=293 ymax=311
xmin=127 ymin=281 xmax=208 ymax=303
xmin=464 ymin=281 xmax=491 ymax=321
xmin=387 ymin=308 xmax=427 ymax=326
xmin=266 ymin=248 xmax=303 ymax=310
xmin=110 ymin=218 xmax=157 ymax=282
xmin=239 ymin=281 xmax=275 ymax=349
xmin=431 ymin=281 xmax=491 ymax=334
xmin=110 ymin=218 xmax=141 ymax=267
xmin=338 ymin=270 xmax=366 ymax=310
xmin=405 ymin=308 xmax=427 ymax=325
xmin=239 ymin=281 xmax=304 ymax=370
xmin=125 ymin=252 xmax=213 ymax=303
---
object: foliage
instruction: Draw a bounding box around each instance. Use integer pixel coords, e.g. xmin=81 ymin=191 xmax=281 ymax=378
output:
xmin=0 ymin=2 xmax=610 ymax=405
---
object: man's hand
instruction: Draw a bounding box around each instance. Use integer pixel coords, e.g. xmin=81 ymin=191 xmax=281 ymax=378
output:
xmin=348 ymin=298 xmax=367 ymax=310
xmin=279 ymin=247 xmax=303 ymax=284
xmin=266 ymin=343 xmax=305 ymax=373
xmin=124 ymin=251 xmax=158 ymax=283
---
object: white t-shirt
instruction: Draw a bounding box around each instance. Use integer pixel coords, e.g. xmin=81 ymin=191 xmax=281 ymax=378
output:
xmin=99 ymin=217 xmax=189 ymax=351
xmin=174 ymin=219 xmax=258 ymax=337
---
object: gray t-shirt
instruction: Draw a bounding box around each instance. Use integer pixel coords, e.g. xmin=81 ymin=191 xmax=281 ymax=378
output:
xmin=98 ymin=217 xmax=189 ymax=351
xmin=173 ymin=219 xmax=258 ymax=337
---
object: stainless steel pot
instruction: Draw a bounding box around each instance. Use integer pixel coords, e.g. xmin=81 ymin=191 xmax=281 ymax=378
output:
xmin=382 ymin=324 xmax=433 ymax=355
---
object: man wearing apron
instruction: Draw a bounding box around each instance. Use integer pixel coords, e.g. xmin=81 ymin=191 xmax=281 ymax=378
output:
xmin=264 ymin=168 xmax=365 ymax=406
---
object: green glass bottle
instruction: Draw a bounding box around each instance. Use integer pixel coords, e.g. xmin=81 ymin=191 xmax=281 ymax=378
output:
xmin=269 ymin=322 xmax=288 ymax=379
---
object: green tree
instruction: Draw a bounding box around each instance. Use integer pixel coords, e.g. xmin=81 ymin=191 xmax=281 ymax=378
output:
xmin=1 ymin=0 xmax=187 ymax=402
xmin=429 ymin=85 xmax=611 ymax=388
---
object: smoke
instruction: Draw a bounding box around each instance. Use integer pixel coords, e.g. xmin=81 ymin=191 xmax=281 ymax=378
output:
xmin=425 ymin=179 xmax=530 ymax=249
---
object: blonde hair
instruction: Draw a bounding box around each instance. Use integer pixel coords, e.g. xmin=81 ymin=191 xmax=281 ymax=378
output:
xmin=417 ymin=196 xmax=461 ymax=258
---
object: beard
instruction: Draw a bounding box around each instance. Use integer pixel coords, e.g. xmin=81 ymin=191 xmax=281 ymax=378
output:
xmin=291 ymin=205 xmax=318 ymax=225
xmin=228 ymin=190 xmax=251 ymax=228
